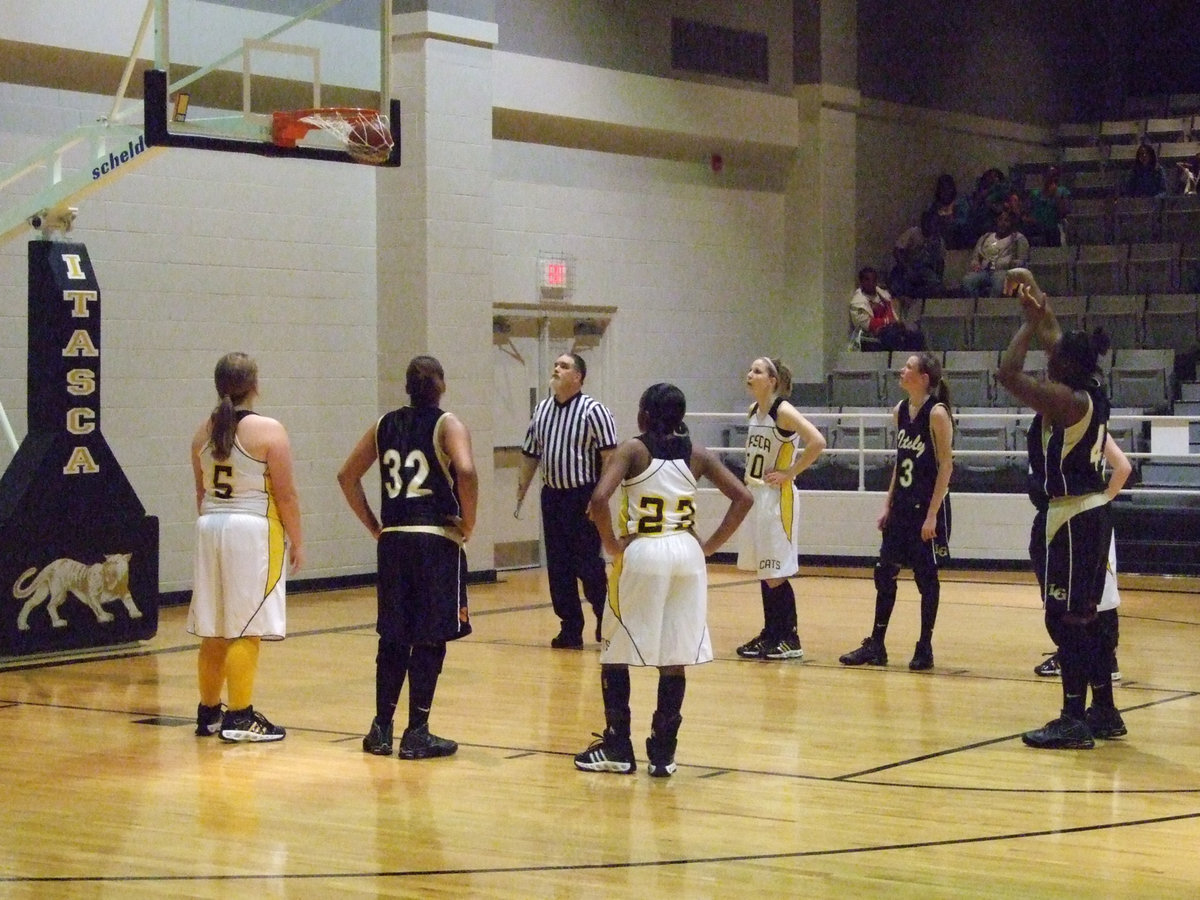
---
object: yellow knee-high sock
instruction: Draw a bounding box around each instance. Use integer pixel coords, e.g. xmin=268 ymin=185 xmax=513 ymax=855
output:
xmin=225 ymin=636 xmax=261 ymax=711
xmin=197 ymin=638 xmax=229 ymax=707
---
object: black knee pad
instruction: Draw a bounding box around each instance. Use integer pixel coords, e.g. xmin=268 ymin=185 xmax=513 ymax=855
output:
xmin=874 ymin=562 xmax=901 ymax=594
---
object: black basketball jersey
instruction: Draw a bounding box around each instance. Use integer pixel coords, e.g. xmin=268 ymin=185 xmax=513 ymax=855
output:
xmin=375 ymin=406 xmax=461 ymax=529
xmin=1026 ymin=377 xmax=1109 ymax=500
xmin=893 ymin=396 xmax=944 ymax=509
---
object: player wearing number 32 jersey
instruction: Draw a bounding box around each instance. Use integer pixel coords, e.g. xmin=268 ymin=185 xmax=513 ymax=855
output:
xmin=339 ymin=355 xmax=478 ymax=761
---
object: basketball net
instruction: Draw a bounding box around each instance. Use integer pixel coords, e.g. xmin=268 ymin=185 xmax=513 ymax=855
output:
xmin=271 ymin=108 xmax=393 ymax=165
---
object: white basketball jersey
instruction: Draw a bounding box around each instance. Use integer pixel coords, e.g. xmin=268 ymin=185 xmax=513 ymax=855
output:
xmin=619 ymin=458 xmax=697 ymax=538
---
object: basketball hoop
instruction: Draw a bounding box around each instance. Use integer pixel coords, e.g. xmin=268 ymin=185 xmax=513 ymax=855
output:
xmin=271 ymin=108 xmax=393 ymax=165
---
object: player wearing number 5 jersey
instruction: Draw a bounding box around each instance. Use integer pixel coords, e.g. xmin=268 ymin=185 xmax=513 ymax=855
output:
xmin=338 ymin=355 xmax=478 ymax=760
xmin=735 ymin=357 xmax=825 ymax=661
xmin=840 ymin=352 xmax=953 ymax=671
xmin=189 ymin=352 xmax=304 ymax=743
xmin=574 ymin=384 xmax=752 ymax=776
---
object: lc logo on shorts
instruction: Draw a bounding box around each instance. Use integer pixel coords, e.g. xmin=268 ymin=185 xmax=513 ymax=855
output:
xmin=1046 ymin=585 xmax=1068 ymax=601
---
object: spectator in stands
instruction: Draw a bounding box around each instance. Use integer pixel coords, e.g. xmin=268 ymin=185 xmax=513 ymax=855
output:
xmin=849 ymin=266 xmax=925 ymax=351
xmin=888 ymin=210 xmax=947 ymax=301
xmin=1125 ymin=143 xmax=1167 ymax=198
xmin=1025 ymin=166 xmax=1071 ymax=247
xmin=1176 ymin=154 xmax=1198 ymax=195
xmin=962 ymin=210 xmax=1030 ymax=298
xmin=930 ymin=173 xmax=971 ymax=250
xmin=963 ymin=167 xmax=1010 ymax=245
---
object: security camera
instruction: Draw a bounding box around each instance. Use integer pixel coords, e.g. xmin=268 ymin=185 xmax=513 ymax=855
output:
xmin=28 ymin=203 xmax=78 ymax=239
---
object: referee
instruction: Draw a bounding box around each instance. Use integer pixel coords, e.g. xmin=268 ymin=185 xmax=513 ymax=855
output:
xmin=518 ymin=353 xmax=618 ymax=648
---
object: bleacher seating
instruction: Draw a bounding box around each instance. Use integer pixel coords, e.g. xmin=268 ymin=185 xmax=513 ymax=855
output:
xmin=1112 ymin=196 xmax=1159 ymax=243
xmin=829 ymin=407 xmax=894 ymax=490
xmin=971 ymin=297 xmax=1023 ymax=351
xmin=1143 ymin=293 xmax=1200 ymax=353
xmin=828 ymin=351 xmax=888 ymax=407
xmin=1167 ymin=94 xmax=1200 ymax=116
xmin=1145 ymin=117 xmax=1189 ymax=143
xmin=1068 ymin=170 xmax=1121 ymax=199
xmin=1085 ymin=294 xmax=1143 ymax=349
xmin=1050 ymin=295 xmax=1087 ymax=334
xmin=953 ymin=407 xmax=1024 ymax=491
xmin=1162 ymin=196 xmax=1200 ymax=243
xmin=1126 ymin=242 xmax=1179 ymax=293
xmin=1028 ymin=245 xmax=1072 ymax=295
xmin=943 ymin=350 xmax=997 ymax=407
xmin=917 ymin=297 xmax=973 ymax=351
xmin=1108 ymin=348 xmax=1174 ymax=409
xmin=1074 ymin=244 xmax=1126 ymax=294
xmin=1100 ymin=119 xmax=1143 ymax=146
xmin=1065 ymin=197 xmax=1111 ymax=245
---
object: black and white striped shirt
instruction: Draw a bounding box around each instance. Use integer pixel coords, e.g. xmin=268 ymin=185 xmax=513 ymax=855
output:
xmin=521 ymin=391 xmax=617 ymax=489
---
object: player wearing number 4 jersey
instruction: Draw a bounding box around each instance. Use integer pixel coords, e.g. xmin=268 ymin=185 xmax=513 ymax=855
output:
xmin=839 ymin=352 xmax=953 ymax=672
xmin=338 ymin=355 xmax=478 ymax=760
xmin=735 ymin=357 xmax=825 ymax=661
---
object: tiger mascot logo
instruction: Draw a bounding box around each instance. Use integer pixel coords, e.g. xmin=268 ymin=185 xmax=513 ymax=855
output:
xmin=12 ymin=554 xmax=140 ymax=631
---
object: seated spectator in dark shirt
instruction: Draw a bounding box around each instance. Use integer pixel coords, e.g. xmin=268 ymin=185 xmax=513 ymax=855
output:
xmin=962 ymin=210 xmax=1030 ymax=298
xmin=931 ymin=173 xmax=972 ymax=250
xmin=849 ymin=266 xmax=925 ymax=351
xmin=889 ymin=210 xmax=946 ymax=301
xmin=963 ymin=167 xmax=1010 ymax=246
xmin=1025 ymin=166 xmax=1071 ymax=247
xmin=1125 ymin=143 xmax=1168 ymax=198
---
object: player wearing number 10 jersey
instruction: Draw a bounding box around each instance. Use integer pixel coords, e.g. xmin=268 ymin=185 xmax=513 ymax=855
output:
xmin=735 ymin=357 xmax=826 ymax=661
xmin=338 ymin=355 xmax=478 ymax=760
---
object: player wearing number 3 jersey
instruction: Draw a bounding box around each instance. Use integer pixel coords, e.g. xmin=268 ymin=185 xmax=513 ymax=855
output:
xmin=338 ymin=355 xmax=478 ymax=760
xmin=840 ymin=352 xmax=953 ymax=671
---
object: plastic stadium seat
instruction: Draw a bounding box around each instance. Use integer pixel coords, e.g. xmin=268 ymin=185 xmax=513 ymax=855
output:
xmin=1126 ymin=242 xmax=1179 ymax=294
xmin=827 ymin=351 xmax=888 ymax=407
xmin=1064 ymin=197 xmax=1112 ymax=245
xmin=1028 ymin=245 xmax=1073 ymax=296
xmin=1143 ymin=294 xmax=1199 ymax=352
xmin=916 ymin=297 xmax=974 ymax=352
xmin=972 ymin=297 xmax=1024 ymax=351
xmin=943 ymin=350 xmax=998 ymax=407
xmin=1085 ymin=294 xmax=1144 ymax=349
xmin=1112 ymin=197 xmax=1160 ymax=243
xmin=1162 ymin=196 xmax=1200 ymax=243
xmin=1074 ymin=244 xmax=1127 ymax=295
xmin=1109 ymin=349 xmax=1175 ymax=410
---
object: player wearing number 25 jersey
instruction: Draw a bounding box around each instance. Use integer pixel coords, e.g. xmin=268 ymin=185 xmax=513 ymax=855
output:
xmin=338 ymin=355 xmax=478 ymax=760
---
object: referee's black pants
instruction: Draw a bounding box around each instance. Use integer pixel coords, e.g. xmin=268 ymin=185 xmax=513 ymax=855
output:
xmin=541 ymin=485 xmax=607 ymax=638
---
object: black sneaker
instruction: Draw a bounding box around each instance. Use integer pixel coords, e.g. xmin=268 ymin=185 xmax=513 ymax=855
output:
xmin=839 ymin=637 xmax=888 ymax=666
xmin=219 ymin=706 xmax=286 ymax=743
xmin=735 ymin=632 xmax=767 ymax=659
xmin=195 ymin=702 xmax=224 ymax=737
xmin=1034 ymin=653 xmax=1061 ymax=677
xmin=362 ymin=718 xmax=394 ymax=755
xmin=1085 ymin=705 xmax=1128 ymax=739
xmin=646 ymin=733 xmax=678 ymax=778
xmin=909 ymin=641 xmax=934 ymax=671
xmin=574 ymin=731 xmax=636 ymax=774
xmin=551 ymin=631 xmax=584 ymax=650
xmin=763 ymin=633 xmax=804 ymax=660
xmin=398 ymin=723 xmax=457 ymax=759
xmin=1021 ymin=713 xmax=1094 ymax=749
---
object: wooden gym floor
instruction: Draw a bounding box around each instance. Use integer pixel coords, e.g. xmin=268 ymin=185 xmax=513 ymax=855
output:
xmin=2 ymin=565 xmax=1199 ymax=898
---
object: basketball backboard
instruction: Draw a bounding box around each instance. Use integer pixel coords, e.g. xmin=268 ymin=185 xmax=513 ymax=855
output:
xmin=144 ymin=0 xmax=398 ymax=165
